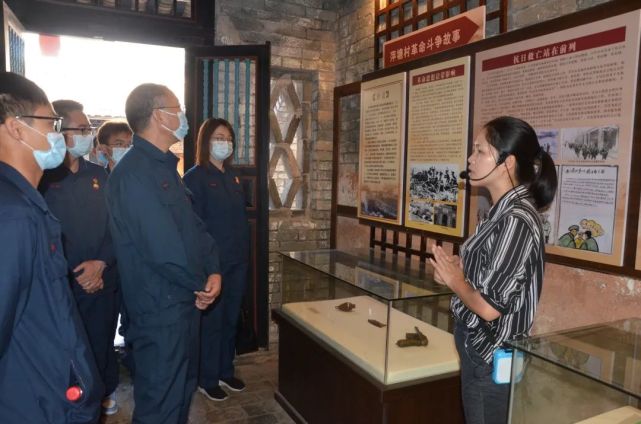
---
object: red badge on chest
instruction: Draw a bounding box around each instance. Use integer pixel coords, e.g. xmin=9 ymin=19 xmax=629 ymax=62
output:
xmin=92 ymin=178 xmax=100 ymax=191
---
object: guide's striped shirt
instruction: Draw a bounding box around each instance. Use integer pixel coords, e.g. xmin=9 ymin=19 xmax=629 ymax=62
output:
xmin=451 ymin=185 xmax=545 ymax=364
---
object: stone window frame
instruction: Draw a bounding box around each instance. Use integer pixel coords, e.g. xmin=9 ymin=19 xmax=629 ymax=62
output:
xmin=374 ymin=0 xmax=509 ymax=69
xmin=268 ymin=68 xmax=315 ymax=217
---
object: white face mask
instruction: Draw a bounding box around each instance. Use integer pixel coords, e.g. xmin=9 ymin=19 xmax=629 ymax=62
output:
xmin=67 ymin=134 xmax=94 ymax=158
xmin=159 ymin=109 xmax=189 ymax=141
xmin=209 ymin=139 xmax=233 ymax=161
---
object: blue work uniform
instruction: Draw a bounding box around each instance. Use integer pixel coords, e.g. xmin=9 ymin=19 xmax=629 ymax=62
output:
xmin=0 ymin=162 xmax=102 ymax=423
xmin=183 ymin=163 xmax=250 ymax=388
xmin=39 ymin=157 xmax=120 ymax=399
xmin=106 ymin=135 xmax=220 ymax=424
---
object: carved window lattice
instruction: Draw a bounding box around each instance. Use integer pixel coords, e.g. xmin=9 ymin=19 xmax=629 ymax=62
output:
xmin=374 ymin=0 xmax=508 ymax=69
xmin=268 ymin=75 xmax=309 ymax=211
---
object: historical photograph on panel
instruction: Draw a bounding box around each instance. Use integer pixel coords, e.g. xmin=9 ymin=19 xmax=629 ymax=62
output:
xmin=434 ymin=204 xmax=458 ymax=228
xmin=360 ymin=183 xmax=399 ymax=220
xmin=535 ymin=129 xmax=560 ymax=161
xmin=409 ymin=163 xmax=459 ymax=203
xmin=409 ymin=200 xmax=434 ymax=224
xmin=561 ymin=126 xmax=619 ymax=162
xmin=468 ymin=187 xmax=491 ymax=234
xmin=556 ymin=165 xmax=617 ymax=255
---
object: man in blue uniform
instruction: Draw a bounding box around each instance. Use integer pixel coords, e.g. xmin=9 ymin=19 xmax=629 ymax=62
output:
xmin=94 ymin=120 xmax=133 ymax=171
xmin=106 ymin=83 xmax=222 ymax=424
xmin=0 ymin=72 xmax=102 ymax=422
xmin=39 ymin=100 xmax=120 ymax=416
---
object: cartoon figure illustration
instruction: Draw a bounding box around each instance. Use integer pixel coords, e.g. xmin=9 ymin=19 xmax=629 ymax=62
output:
xmin=579 ymin=230 xmax=599 ymax=252
xmin=557 ymin=219 xmax=603 ymax=252
xmin=558 ymin=225 xmax=579 ymax=248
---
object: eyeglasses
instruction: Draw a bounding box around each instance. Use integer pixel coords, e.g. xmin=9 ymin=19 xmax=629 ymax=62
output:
xmin=154 ymin=105 xmax=182 ymax=110
xmin=16 ymin=115 xmax=63 ymax=133
xmin=62 ymin=127 xmax=97 ymax=136
xmin=106 ymin=139 xmax=132 ymax=148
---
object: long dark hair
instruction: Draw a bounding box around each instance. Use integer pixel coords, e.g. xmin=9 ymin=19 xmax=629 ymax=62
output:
xmin=484 ymin=116 xmax=557 ymax=209
xmin=195 ymin=117 xmax=236 ymax=166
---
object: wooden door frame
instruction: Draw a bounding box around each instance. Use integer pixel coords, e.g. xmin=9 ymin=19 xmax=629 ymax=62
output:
xmin=185 ymin=43 xmax=272 ymax=348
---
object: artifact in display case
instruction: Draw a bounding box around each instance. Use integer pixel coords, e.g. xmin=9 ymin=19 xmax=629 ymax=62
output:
xmin=507 ymin=318 xmax=641 ymax=424
xmin=279 ymin=249 xmax=458 ymax=385
xmin=273 ymin=249 xmax=464 ymax=424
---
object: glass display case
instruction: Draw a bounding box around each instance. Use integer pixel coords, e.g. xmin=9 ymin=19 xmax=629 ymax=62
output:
xmin=278 ymin=248 xmax=458 ymax=386
xmin=507 ymin=318 xmax=641 ymax=424
xmin=273 ymin=249 xmax=464 ymax=424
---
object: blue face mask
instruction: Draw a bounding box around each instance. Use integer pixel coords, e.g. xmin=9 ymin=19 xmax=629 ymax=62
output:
xmin=209 ymin=139 xmax=233 ymax=161
xmin=18 ymin=121 xmax=67 ymax=170
xmin=68 ymin=134 xmax=94 ymax=158
xmin=96 ymin=151 xmax=109 ymax=167
xmin=111 ymin=147 xmax=130 ymax=164
xmin=160 ymin=110 xmax=189 ymax=140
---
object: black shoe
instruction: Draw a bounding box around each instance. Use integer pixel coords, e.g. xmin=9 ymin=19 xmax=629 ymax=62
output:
xmin=219 ymin=377 xmax=246 ymax=392
xmin=198 ymin=385 xmax=228 ymax=401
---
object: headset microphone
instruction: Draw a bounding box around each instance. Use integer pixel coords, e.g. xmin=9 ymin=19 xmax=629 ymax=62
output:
xmin=459 ymin=153 xmax=508 ymax=181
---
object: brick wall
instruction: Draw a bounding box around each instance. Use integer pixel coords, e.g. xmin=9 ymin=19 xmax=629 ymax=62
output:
xmin=335 ymin=0 xmax=375 ymax=86
xmin=215 ymin=0 xmax=340 ymax=342
xmin=510 ymin=0 xmax=613 ymax=29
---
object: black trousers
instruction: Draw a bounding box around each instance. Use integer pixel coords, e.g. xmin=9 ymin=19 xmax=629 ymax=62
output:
xmin=454 ymin=322 xmax=510 ymax=424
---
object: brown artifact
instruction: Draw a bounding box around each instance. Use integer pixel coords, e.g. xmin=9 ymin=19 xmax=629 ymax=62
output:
xmin=335 ymin=301 xmax=356 ymax=312
xmin=368 ymin=319 xmax=386 ymax=328
xmin=396 ymin=326 xmax=429 ymax=347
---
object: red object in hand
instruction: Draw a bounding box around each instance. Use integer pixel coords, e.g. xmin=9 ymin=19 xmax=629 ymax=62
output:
xmin=66 ymin=386 xmax=83 ymax=402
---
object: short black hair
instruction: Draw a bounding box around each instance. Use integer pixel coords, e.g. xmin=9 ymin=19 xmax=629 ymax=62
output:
xmin=125 ymin=83 xmax=169 ymax=133
xmin=52 ymin=99 xmax=84 ymax=127
xmin=97 ymin=120 xmax=132 ymax=145
xmin=0 ymin=72 xmax=49 ymax=124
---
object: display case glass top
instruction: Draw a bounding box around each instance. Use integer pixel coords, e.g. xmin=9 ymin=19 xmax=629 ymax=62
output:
xmin=280 ymin=249 xmax=453 ymax=301
xmin=507 ymin=318 xmax=641 ymax=398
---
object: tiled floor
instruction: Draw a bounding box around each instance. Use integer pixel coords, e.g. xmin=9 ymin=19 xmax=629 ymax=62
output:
xmin=103 ymin=346 xmax=295 ymax=424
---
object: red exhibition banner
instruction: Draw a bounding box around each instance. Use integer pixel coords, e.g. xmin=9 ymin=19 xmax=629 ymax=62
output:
xmin=383 ymin=6 xmax=485 ymax=68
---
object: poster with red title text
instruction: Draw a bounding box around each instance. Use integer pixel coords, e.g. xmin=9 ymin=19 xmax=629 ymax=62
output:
xmin=472 ymin=10 xmax=641 ymax=266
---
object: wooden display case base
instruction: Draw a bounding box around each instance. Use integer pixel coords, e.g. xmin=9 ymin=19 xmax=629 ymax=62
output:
xmin=273 ymin=309 xmax=464 ymax=424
